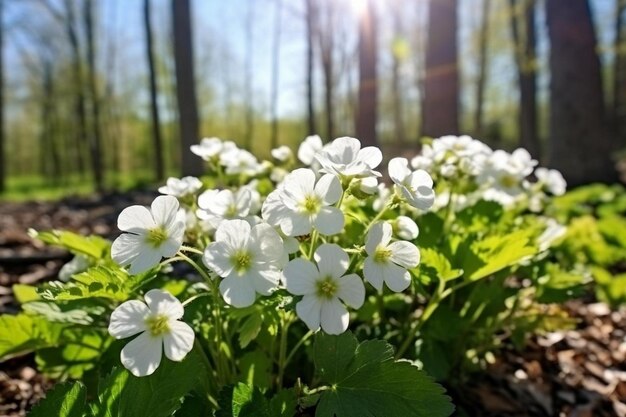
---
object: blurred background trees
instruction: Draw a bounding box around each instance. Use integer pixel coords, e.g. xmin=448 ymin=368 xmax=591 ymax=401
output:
xmin=0 ymin=0 xmax=625 ymax=195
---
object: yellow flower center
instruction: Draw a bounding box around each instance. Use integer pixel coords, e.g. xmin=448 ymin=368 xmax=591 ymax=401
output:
xmin=499 ymin=175 xmax=517 ymax=188
xmin=374 ymin=246 xmax=392 ymax=263
xmin=145 ymin=226 xmax=168 ymax=248
xmin=316 ymin=277 xmax=338 ymax=299
xmin=145 ymin=315 xmax=170 ymax=336
xmin=301 ymin=195 xmax=321 ymax=215
xmin=225 ymin=204 xmax=238 ymax=218
xmin=232 ymin=250 xmax=253 ymax=273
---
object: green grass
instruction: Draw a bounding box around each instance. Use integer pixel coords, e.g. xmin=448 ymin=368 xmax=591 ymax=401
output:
xmin=0 ymin=171 xmax=164 ymax=202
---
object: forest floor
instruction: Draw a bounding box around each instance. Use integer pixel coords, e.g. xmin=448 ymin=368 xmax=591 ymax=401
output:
xmin=0 ymin=192 xmax=625 ymax=417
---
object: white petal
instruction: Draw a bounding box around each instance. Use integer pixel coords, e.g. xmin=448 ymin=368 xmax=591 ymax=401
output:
xmin=120 ymin=332 xmax=162 ymax=377
xmin=314 ymin=243 xmax=349 ymax=278
xmin=160 ymin=233 xmax=183 ymax=258
xmin=282 ymin=169 xmax=316 ymax=202
xmin=381 ymin=262 xmax=412 ymax=292
xmin=261 ymin=190 xmax=291 ymax=227
xmin=235 ymin=188 xmax=252 ymax=217
xmin=203 ymin=242 xmax=234 ymax=277
xmin=129 ymin=247 xmax=163 ymax=275
xmin=313 ymin=207 xmax=344 ymax=236
xmin=245 ymin=268 xmax=280 ymax=295
xmin=210 ymin=189 xmax=236 ymax=216
xmin=108 ymin=300 xmax=149 ymax=339
xmin=144 ymin=289 xmax=184 ymax=319
xmin=388 ymin=158 xmax=411 ymax=184
xmin=250 ymin=223 xmax=283 ymax=263
xmin=320 ymin=298 xmax=349 ymax=335
xmin=151 ymin=196 xmax=180 ymax=229
xmin=388 ymin=241 xmax=420 ymax=268
xmin=111 ymin=234 xmax=144 ymax=267
xmin=408 ymin=169 xmax=434 ymax=189
xmin=220 ymin=276 xmax=256 ymax=307
xmin=363 ymin=257 xmax=384 ymax=291
xmin=332 ymin=137 xmax=361 ymax=163
xmin=117 ymin=206 xmax=155 ymax=233
xmin=336 ymin=274 xmax=365 ymax=309
xmin=358 ymin=146 xmax=383 ymax=169
xmin=296 ymin=295 xmax=322 ymax=332
xmin=365 ymin=222 xmax=392 ymax=255
xmin=197 ymin=189 xmax=220 ymax=211
xmin=314 ymin=174 xmax=342 ymax=205
xmin=215 ymin=219 xmax=250 ymax=249
xmin=283 ymin=258 xmax=319 ymax=295
xmin=283 ymin=211 xmax=312 ymax=236
xmin=163 ymin=321 xmax=195 ymax=362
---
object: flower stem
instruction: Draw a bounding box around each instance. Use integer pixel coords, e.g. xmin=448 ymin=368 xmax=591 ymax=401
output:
xmin=364 ymin=200 xmax=392 ymax=234
xmin=284 ymin=330 xmax=314 ymax=370
xmin=180 ymin=245 xmax=204 ymax=255
xmin=308 ymin=230 xmax=319 ymax=260
xmin=277 ymin=312 xmax=294 ymax=390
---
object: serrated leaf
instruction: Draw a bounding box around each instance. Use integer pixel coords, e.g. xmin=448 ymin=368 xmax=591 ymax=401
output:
xmin=313 ymin=332 xmax=454 ymax=417
xmin=215 ymin=383 xmax=269 ymax=417
xmin=29 ymin=382 xmax=86 ymax=417
xmin=0 ymin=314 xmax=66 ymax=361
xmin=23 ymin=301 xmax=104 ymax=325
xmin=419 ymin=248 xmax=463 ymax=282
xmin=91 ymin=349 xmax=208 ymax=417
xmin=33 ymin=229 xmax=110 ymax=259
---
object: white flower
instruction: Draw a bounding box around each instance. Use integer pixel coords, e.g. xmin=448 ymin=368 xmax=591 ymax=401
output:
xmin=111 ymin=196 xmax=185 ymax=275
xmin=315 ymin=137 xmax=382 ymax=178
xmin=298 ymin=135 xmax=323 ymax=165
xmin=393 ymin=216 xmax=419 ymax=240
xmin=108 ymin=289 xmax=194 ymax=377
xmin=203 ymin=219 xmax=284 ymax=307
xmin=388 ymin=157 xmax=435 ymax=211
xmin=358 ymin=177 xmax=378 ymax=195
xmin=363 ymin=222 xmax=420 ymax=292
xmin=190 ymin=137 xmax=224 ymax=160
xmin=158 ymin=176 xmax=202 ymax=198
xmin=220 ymin=147 xmax=264 ymax=176
xmin=271 ymin=145 xmax=293 ymax=162
xmin=197 ymin=188 xmax=255 ymax=229
xmin=373 ymin=183 xmax=391 ymax=212
xmin=535 ymin=168 xmax=566 ymax=196
xmin=283 ymin=244 xmax=365 ymax=334
xmin=59 ymin=255 xmax=90 ymax=282
xmin=538 ymin=219 xmax=567 ymax=252
xmin=262 ymin=168 xmax=344 ymax=236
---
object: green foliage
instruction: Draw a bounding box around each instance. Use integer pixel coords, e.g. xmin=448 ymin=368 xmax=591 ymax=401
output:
xmin=28 ymin=382 xmax=87 ymax=417
xmin=0 ymin=314 xmax=66 ymax=361
xmin=32 ymin=230 xmax=110 ymax=259
xmin=313 ymin=332 xmax=454 ymax=417
xmin=215 ymin=384 xmax=297 ymax=417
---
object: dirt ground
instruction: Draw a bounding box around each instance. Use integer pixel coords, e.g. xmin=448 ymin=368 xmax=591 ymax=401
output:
xmin=0 ymin=192 xmax=625 ymax=416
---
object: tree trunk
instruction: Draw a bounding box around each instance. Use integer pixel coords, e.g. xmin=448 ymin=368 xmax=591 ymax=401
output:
xmin=305 ymin=0 xmax=316 ymax=136
xmin=0 ymin=0 xmax=4 ymax=192
xmin=390 ymin=0 xmax=406 ymax=144
xmin=244 ymin=1 xmax=254 ymax=148
xmin=84 ymin=0 xmax=104 ymax=191
xmin=546 ymin=0 xmax=617 ymax=185
xmin=356 ymin=0 xmax=378 ymax=147
xmin=474 ymin=0 xmax=491 ymax=138
xmin=172 ymin=0 xmax=203 ymax=177
xmin=270 ymin=0 xmax=282 ymax=149
xmin=144 ymin=0 xmax=165 ymax=181
xmin=318 ymin=3 xmax=335 ymax=140
xmin=614 ymin=0 xmax=626 ymax=138
xmin=421 ymin=0 xmax=459 ymax=138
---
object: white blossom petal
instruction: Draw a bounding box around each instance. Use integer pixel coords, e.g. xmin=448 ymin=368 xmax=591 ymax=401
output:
xmin=336 ymin=274 xmax=365 ymax=309
xmin=365 ymin=222 xmax=392 ymax=255
xmin=296 ymin=295 xmax=322 ymax=331
xmin=320 ymin=298 xmax=349 ymax=335
xmin=314 ymin=244 xmax=349 ymax=279
xmin=111 ymin=234 xmax=145 ymax=268
xmin=313 ymin=207 xmax=344 ymax=235
xmin=220 ymin=276 xmax=256 ymax=307
xmin=388 ymin=157 xmax=411 ymax=184
xmin=358 ymin=146 xmax=383 ymax=169
xmin=203 ymin=242 xmax=235 ymax=277
xmin=163 ymin=321 xmax=195 ymax=362
xmin=108 ymin=300 xmax=149 ymax=339
xmin=314 ymin=174 xmax=342 ymax=205
xmin=151 ymin=196 xmax=180 ymax=229
xmin=381 ymin=262 xmax=412 ymax=292
xmin=388 ymin=241 xmax=420 ymax=268
xmin=129 ymin=247 xmax=163 ymax=275
xmin=363 ymin=257 xmax=384 ymax=291
xmin=120 ymin=332 xmax=163 ymax=377
xmin=215 ymin=219 xmax=250 ymax=250
xmin=117 ymin=206 xmax=155 ymax=233
xmin=283 ymin=258 xmax=319 ymax=295
xmin=144 ymin=289 xmax=184 ymax=319
xmin=250 ymin=223 xmax=283 ymax=262
xmin=244 ymin=268 xmax=281 ymax=295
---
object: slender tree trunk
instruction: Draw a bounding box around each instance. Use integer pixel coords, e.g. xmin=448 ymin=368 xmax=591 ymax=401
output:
xmin=172 ymin=0 xmax=203 ymax=176
xmin=356 ymin=0 xmax=378 ymax=147
xmin=84 ymin=0 xmax=104 ymax=191
xmin=305 ymin=0 xmax=316 ymax=136
xmin=42 ymin=60 xmax=61 ymax=182
xmin=614 ymin=0 xmax=626 ymax=138
xmin=509 ymin=0 xmax=540 ymax=159
xmin=63 ymin=0 xmax=88 ymax=179
xmin=244 ymin=1 xmax=254 ymax=148
xmin=319 ymin=3 xmax=335 ymax=140
xmin=546 ymin=0 xmax=617 ymax=185
xmin=0 ymin=0 xmax=4 ymax=192
xmin=474 ymin=0 xmax=491 ymax=138
xmin=144 ymin=0 xmax=165 ymax=181
xmin=270 ymin=0 xmax=282 ymax=149
xmin=390 ymin=0 xmax=406 ymax=144
xmin=421 ymin=0 xmax=459 ymax=138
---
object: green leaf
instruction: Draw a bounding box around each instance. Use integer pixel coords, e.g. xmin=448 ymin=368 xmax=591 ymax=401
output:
xmin=32 ymin=229 xmax=110 ymax=259
xmin=23 ymin=300 xmax=104 ymax=325
xmin=269 ymin=389 xmax=297 ymax=417
xmin=419 ymin=248 xmax=463 ymax=282
xmin=91 ymin=349 xmax=208 ymax=417
xmin=313 ymin=332 xmax=454 ymax=417
xmin=215 ymin=383 xmax=269 ymax=417
xmin=29 ymin=382 xmax=87 ymax=417
xmin=0 ymin=314 xmax=65 ymax=361
xmin=456 ymin=200 xmax=504 ymax=232
xmin=13 ymin=284 xmax=40 ymax=303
